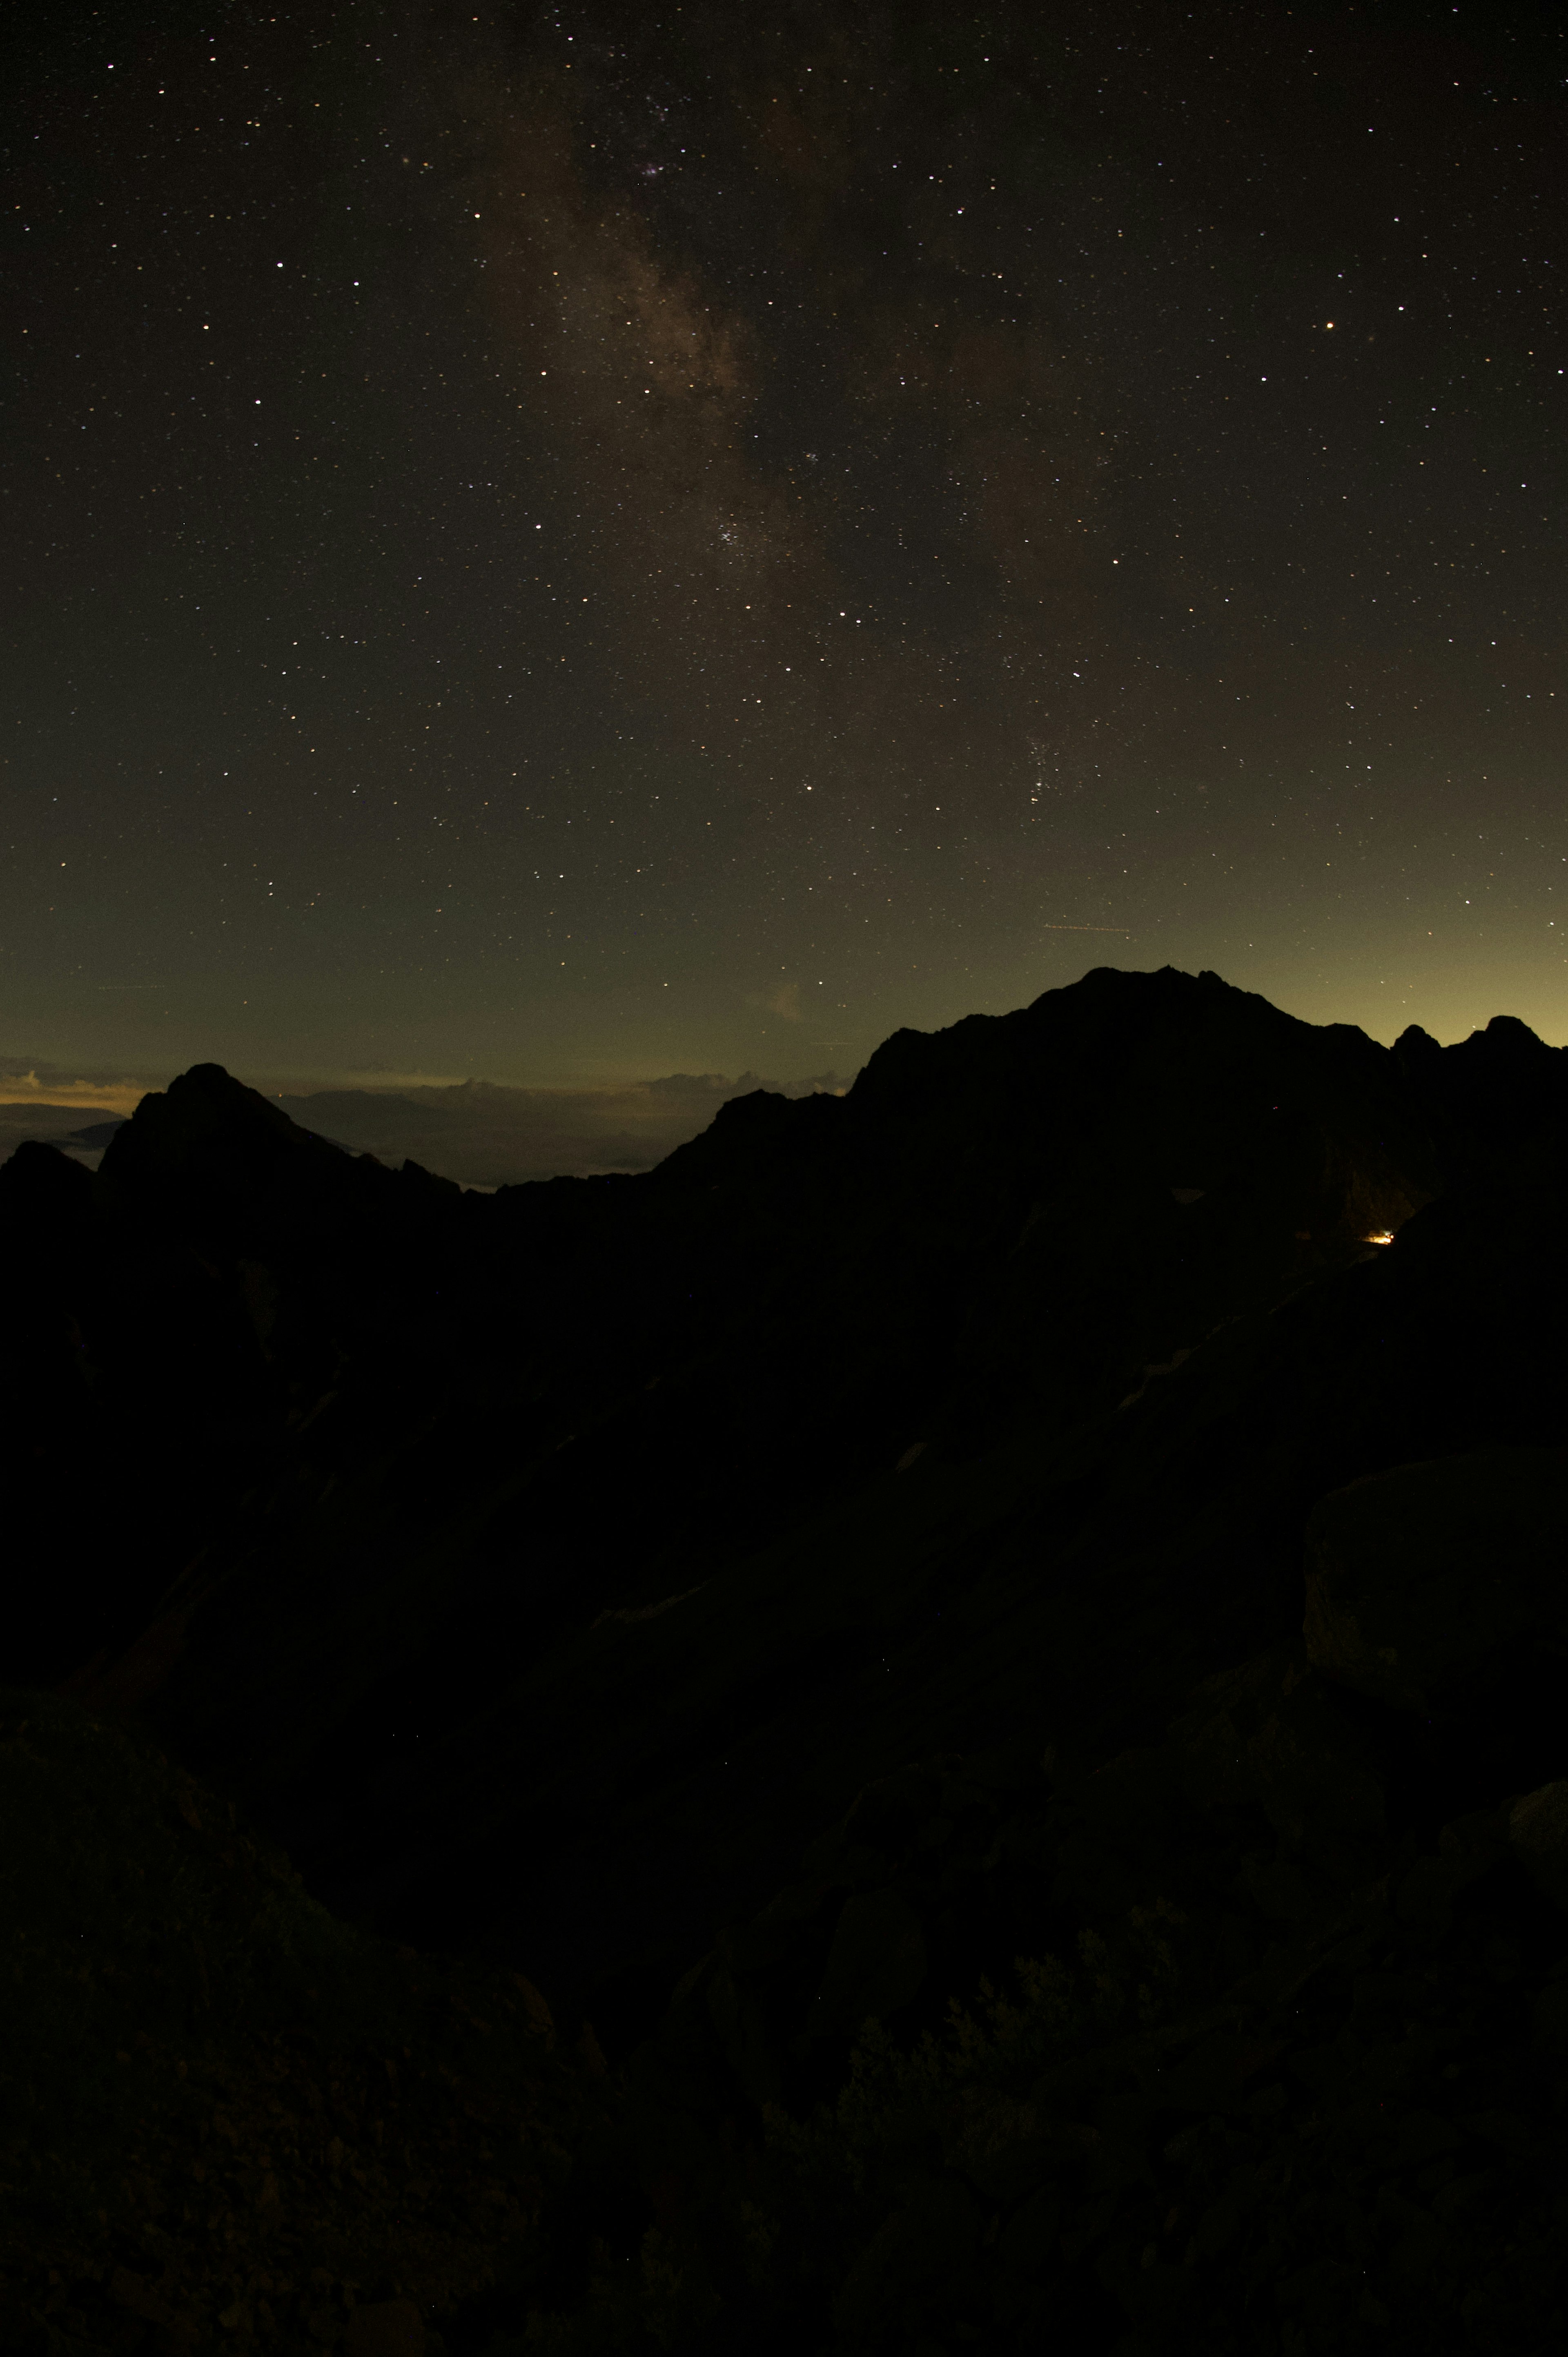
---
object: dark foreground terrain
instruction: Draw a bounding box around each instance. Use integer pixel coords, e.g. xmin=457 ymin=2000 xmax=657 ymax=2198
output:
xmin=4 ymin=965 xmax=1567 ymax=2356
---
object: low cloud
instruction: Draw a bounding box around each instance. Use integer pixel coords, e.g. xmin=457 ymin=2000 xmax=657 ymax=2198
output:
xmin=0 ymin=1059 xmax=155 ymax=1117
xmin=277 ymin=1069 xmax=853 ymax=1189
xmin=0 ymin=1103 xmax=131 ymax=1172
xmin=0 ymin=1059 xmax=856 ymax=1188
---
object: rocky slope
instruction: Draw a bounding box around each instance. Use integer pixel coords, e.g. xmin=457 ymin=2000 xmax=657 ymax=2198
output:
xmin=2 ymin=964 xmax=1565 ymax=2355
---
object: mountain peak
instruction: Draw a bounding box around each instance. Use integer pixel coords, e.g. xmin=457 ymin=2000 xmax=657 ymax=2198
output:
xmin=102 ymin=1063 xmax=331 ymax=1191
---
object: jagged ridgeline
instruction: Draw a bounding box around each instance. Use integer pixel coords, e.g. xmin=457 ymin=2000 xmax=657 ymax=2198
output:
xmin=3 ymin=965 xmax=1566 ymax=2356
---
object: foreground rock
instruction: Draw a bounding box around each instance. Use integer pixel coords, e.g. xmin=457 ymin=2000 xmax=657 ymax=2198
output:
xmin=1303 ymin=1449 xmax=1568 ymax=1715
xmin=0 ymin=1694 xmax=601 ymax=2356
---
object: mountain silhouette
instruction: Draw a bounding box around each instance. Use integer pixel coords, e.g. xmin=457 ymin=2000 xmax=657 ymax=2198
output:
xmin=3 ymin=965 xmax=1565 ymax=2355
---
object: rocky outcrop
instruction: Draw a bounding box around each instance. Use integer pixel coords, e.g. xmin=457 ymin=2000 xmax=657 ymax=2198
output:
xmin=0 ymin=1690 xmax=587 ymax=2355
xmin=1509 ymin=1780 xmax=1568 ymax=1911
xmin=1302 ymin=1449 xmax=1568 ymax=1714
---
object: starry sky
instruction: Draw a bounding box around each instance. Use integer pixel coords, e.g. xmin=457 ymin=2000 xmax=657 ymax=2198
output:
xmin=5 ymin=0 xmax=1567 ymax=1100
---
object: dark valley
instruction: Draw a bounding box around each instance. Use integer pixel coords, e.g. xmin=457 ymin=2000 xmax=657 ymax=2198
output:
xmin=4 ymin=964 xmax=1567 ymax=2357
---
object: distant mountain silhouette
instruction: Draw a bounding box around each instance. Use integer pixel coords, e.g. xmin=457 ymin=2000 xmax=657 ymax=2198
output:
xmin=269 ymin=1066 xmax=854 ymax=1187
xmin=3 ymin=966 xmax=1566 ymax=2354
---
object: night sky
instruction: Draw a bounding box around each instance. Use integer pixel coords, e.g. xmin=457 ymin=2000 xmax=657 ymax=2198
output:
xmin=6 ymin=0 xmax=1567 ymax=1104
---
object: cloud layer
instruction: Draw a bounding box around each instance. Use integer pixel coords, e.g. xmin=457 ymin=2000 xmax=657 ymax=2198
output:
xmin=284 ymin=1069 xmax=852 ymax=1188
